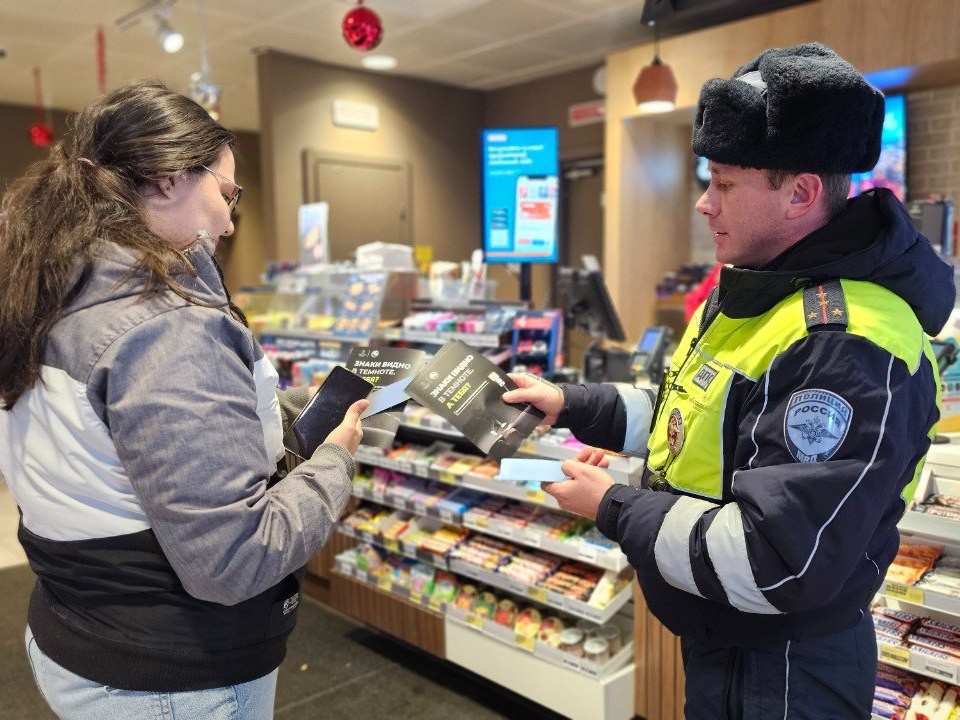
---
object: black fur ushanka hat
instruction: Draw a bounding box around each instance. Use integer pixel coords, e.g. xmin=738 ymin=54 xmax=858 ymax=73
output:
xmin=691 ymin=42 xmax=885 ymax=174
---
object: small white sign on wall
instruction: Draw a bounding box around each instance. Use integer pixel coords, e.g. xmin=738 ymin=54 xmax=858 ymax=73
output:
xmin=331 ymin=99 xmax=379 ymax=131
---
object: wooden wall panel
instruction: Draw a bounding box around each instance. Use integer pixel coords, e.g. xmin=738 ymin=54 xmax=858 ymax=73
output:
xmin=633 ymin=585 xmax=685 ymax=720
xmin=822 ymin=0 xmax=960 ymax=74
xmin=318 ymin=571 xmax=446 ymax=658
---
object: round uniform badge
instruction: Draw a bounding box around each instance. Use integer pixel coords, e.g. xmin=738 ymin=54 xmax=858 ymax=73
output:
xmin=667 ymin=408 xmax=685 ymax=455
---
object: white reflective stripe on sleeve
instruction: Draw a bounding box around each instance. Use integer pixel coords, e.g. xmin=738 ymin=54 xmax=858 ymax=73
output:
xmin=705 ymin=503 xmax=782 ymax=614
xmin=612 ymin=383 xmax=653 ymax=454
xmin=254 ymin=356 xmax=284 ymax=462
xmin=653 ymin=496 xmax=719 ymax=597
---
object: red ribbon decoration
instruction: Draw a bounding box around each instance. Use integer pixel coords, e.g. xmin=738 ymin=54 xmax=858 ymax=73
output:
xmin=96 ymin=26 xmax=107 ymax=96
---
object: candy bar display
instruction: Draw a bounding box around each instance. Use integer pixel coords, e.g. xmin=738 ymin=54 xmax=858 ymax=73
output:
xmin=886 ymin=542 xmax=944 ymax=586
xmin=450 ymin=535 xmax=518 ymax=570
xmin=914 ymin=493 xmax=960 ymax=521
xmin=873 ymin=606 xmax=921 ymax=644
xmin=498 ymin=550 xmax=562 ymax=586
xmin=409 ymin=523 xmax=471 ymax=559
xmin=917 ymin=553 xmax=960 ymax=599
xmin=538 ymin=562 xmax=605 ymax=602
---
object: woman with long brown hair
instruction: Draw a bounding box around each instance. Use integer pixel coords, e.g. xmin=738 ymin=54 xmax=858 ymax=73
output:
xmin=0 ymin=81 xmax=366 ymax=719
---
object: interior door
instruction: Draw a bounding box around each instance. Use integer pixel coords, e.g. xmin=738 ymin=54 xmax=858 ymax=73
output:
xmin=302 ymin=150 xmax=411 ymax=262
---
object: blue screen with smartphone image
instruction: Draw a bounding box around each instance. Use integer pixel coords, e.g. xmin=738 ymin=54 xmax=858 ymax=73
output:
xmin=481 ymin=127 xmax=559 ymax=263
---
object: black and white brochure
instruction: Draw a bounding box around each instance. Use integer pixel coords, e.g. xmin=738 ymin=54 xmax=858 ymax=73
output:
xmin=407 ymin=340 xmax=545 ymax=460
xmin=347 ymin=346 xmax=427 ymax=449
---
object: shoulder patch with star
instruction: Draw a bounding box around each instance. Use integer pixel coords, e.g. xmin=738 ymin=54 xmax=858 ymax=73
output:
xmin=803 ymin=281 xmax=847 ymax=330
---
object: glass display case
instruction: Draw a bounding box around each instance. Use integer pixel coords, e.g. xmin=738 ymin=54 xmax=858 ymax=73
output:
xmin=234 ymin=268 xmax=418 ymax=341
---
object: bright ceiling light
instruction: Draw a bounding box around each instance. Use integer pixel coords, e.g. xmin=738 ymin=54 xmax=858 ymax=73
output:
xmin=155 ymin=14 xmax=184 ymax=53
xmin=362 ymin=54 xmax=397 ymax=71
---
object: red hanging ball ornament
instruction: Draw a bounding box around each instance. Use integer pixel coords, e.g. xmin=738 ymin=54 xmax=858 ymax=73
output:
xmin=29 ymin=66 xmax=55 ymax=147
xmin=29 ymin=123 xmax=54 ymax=147
xmin=342 ymin=2 xmax=383 ymax=52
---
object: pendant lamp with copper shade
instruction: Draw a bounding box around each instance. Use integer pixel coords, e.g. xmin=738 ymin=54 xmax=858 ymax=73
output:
xmin=632 ymin=20 xmax=677 ymax=113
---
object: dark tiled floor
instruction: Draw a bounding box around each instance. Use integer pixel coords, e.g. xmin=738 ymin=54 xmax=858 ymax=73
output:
xmin=0 ymin=563 xmax=567 ymax=720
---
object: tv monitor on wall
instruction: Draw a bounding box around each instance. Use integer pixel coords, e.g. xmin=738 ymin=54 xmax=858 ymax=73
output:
xmin=481 ymin=127 xmax=560 ymax=264
xmin=849 ymin=93 xmax=906 ymax=201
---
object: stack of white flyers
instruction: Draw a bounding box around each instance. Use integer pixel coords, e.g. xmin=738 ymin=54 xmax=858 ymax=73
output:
xmin=497 ymin=458 xmax=568 ymax=483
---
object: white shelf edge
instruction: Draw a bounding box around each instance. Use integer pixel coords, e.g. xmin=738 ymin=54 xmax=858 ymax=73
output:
xmin=878 ymin=637 xmax=960 ymax=685
xmin=445 ymin=619 xmax=636 ymax=720
xmin=445 ymin=609 xmax=634 ymax=680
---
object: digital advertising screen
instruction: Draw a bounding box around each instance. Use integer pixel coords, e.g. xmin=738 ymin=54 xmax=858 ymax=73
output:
xmin=481 ymin=127 xmax=560 ymax=263
xmin=849 ymin=93 xmax=906 ymax=200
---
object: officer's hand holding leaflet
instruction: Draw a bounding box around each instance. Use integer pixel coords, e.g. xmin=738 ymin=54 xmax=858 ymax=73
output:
xmin=503 ymin=375 xmax=616 ymax=518
xmin=502 ymin=373 xmax=564 ymax=426
xmin=551 ymin=460 xmax=616 ymax=518
xmin=323 ymin=399 xmax=369 ymax=455
xmin=572 ymin=446 xmax=610 ymax=469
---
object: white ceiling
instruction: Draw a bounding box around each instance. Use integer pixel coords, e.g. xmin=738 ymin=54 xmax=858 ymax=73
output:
xmin=0 ymin=0 xmax=648 ymax=131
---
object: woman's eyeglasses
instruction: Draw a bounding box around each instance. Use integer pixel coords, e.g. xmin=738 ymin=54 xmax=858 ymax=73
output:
xmin=201 ymin=165 xmax=243 ymax=212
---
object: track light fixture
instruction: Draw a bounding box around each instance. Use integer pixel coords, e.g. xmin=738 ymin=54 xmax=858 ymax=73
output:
xmin=116 ymin=0 xmax=183 ymax=54
xmin=155 ymin=12 xmax=184 ymax=53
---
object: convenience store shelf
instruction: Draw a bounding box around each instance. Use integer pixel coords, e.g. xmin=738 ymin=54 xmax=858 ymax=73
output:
xmin=457 ymin=472 xmax=564 ymax=510
xmin=898 ymin=510 xmax=960 ymax=545
xmin=352 ymin=485 xmax=463 ymax=525
xmin=880 ymin=579 xmax=960 ymax=619
xmin=445 ymin=606 xmax=634 ymax=679
xmin=446 ymin=620 xmax=636 ymax=720
xmin=259 ymin=329 xmax=364 ymax=344
xmin=333 ymin=558 xmax=448 ymax=615
xmin=462 ymin=514 xmax=628 ymax=572
xmin=377 ymin=327 xmax=510 ymax=348
xmin=370 ymin=429 xmax=644 ymax=488
xmin=351 ymin=486 xmax=627 ymax=572
xmin=447 ymin=558 xmax=631 ymax=625
xmin=335 ymin=524 xmax=631 ymax=625
xmin=336 ymin=523 xmax=451 ymax=570
xmin=355 ymin=445 xmax=566 ymax=510
xmin=877 ymin=638 xmax=960 ymax=685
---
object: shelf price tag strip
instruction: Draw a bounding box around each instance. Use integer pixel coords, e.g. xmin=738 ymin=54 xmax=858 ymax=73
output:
xmin=879 ymin=643 xmax=911 ymax=668
xmin=883 ymin=581 xmax=925 ymax=604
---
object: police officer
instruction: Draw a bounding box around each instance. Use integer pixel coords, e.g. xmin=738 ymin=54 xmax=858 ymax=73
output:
xmin=504 ymin=43 xmax=955 ymax=718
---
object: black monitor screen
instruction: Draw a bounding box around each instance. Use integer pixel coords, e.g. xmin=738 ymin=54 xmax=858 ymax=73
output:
xmin=556 ymin=263 xmax=626 ymax=342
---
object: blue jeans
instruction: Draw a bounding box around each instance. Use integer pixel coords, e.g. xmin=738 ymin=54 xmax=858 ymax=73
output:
xmin=25 ymin=625 xmax=278 ymax=720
